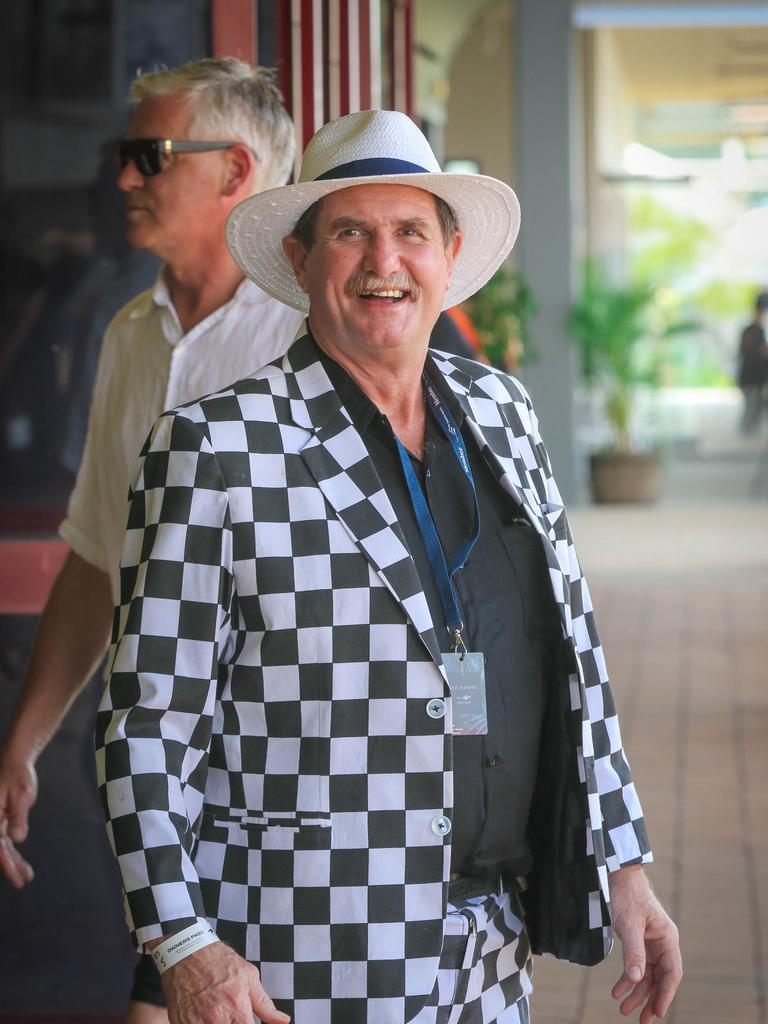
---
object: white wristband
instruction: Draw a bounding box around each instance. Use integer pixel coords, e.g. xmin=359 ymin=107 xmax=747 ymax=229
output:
xmin=151 ymin=920 xmax=218 ymax=975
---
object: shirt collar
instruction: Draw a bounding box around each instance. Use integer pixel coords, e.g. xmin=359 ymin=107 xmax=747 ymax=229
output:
xmin=128 ymin=268 xmax=272 ymax=322
xmin=126 ymin=267 xmax=173 ymax=322
xmin=152 ymin=267 xmax=173 ymax=309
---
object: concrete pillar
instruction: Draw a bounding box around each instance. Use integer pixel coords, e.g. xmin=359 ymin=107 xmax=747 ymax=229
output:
xmin=515 ymin=0 xmax=582 ymax=502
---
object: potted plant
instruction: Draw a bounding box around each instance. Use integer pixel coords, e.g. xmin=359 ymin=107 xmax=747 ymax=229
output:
xmin=566 ymin=258 xmax=693 ymax=503
xmin=468 ymin=264 xmax=539 ymax=372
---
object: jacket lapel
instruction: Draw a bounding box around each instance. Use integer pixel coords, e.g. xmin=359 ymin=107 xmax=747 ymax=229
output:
xmin=438 ymin=362 xmax=574 ymax=629
xmin=283 ymin=334 xmax=444 ymax=668
xmin=439 ymin=364 xmax=546 ymax=524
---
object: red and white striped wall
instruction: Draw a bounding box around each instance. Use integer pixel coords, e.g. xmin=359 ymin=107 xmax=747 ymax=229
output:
xmin=2 ymin=0 xmax=416 ymax=613
xmin=212 ymin=0 xmax=415 ymax=154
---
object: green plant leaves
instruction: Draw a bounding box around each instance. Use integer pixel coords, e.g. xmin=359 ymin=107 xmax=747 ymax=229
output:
xmin=566 ymin=258 xmax=696 ymax=449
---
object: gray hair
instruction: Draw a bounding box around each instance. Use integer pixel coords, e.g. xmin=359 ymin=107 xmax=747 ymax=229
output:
xmin=129 ymin=58 xmax=295 ymax=191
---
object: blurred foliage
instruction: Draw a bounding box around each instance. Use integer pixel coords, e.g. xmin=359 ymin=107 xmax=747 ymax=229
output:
xmin=661 ymin=341 xmax=732 ymax=388
xmin=693 ymin=279 xmax=757 ymax=319
xmin=628 ymin=192 xmax=759 ymax=389
xmin=629 ymin=194 xmax=714 ymax=282
xmin=469 ymin=265 xmax=539 ymax=368
xmin=566 ymin=258 xmax=697 ymax=450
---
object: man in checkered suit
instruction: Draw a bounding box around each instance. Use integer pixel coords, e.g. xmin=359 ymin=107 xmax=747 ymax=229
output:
xmin=96 ymin=110 xmax=682 ymax=1023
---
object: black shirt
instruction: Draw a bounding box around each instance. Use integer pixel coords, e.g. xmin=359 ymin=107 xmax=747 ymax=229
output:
xmin=313 ymin=337 xmax=562 ymax=877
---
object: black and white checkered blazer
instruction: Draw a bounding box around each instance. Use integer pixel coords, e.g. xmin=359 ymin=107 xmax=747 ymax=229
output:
xmin=96 ymin=328 xmax=651 ymax=1022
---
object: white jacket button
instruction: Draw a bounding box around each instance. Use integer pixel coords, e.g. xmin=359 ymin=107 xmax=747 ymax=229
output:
xmin=431 ymin=815 xmax=452 ymax=836
xmin=426 ymin=698 xmax=446 ymax=719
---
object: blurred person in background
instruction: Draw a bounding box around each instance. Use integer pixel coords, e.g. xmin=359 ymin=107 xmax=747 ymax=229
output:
xmin=736 ymin=290 xmax=768 ymax=434
xmin=0 ymin=56 xmax=304 ymax=1023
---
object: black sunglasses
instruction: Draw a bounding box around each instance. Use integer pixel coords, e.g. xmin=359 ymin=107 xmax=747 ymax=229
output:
xmin=116 ymin=138 xmax=239 ymax=176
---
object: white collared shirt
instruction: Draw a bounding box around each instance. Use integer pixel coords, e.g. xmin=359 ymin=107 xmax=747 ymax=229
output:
xmin=60 ymin=271 xmax=304 ymax=599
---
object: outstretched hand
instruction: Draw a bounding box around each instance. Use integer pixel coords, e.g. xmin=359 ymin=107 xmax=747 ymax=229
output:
xmin=609 ymin=866 xmax=682 ymax=1022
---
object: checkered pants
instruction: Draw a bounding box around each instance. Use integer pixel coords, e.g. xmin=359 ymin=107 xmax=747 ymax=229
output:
xmin=411 ymin=890 xmax=532 ymax=1024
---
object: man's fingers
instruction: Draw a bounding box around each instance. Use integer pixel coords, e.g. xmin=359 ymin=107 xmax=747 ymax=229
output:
xmin=618 ymin=971 xmax=654 ymax=1016
xmin=651 ymin=949 xmax=684 ymax=1018
xmin=248 ymin=968 xmax=291 ymax=1023
xmin=0 ymin=835 xmax=34 ymax=888
xmin=0 ymin=762 xmax=37 ymax=843
xmin=612 ymin=949 xmax=646 ymax=1002
xmin=624 ymin=945 xmax=646 ymax=986
xmin=639 ymin=1005 xmax=658 ymax=1024
xmin=7 ymin=800 xmax=31 ymax=844
xmin=0 ymin=837 xmax=25 ymax=888
xmin=611 ymin=966 xmax=650 ymax=1007
xmin=614 ymin=915 xmax=647 ymax=999
xmin=614 ymin=952 xmax=683 ymax=1023
xmin=9 ymin=838 xmax=34 ymax=883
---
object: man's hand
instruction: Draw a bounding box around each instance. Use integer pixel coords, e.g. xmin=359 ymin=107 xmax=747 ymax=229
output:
xmin=0 ymin=829 xmax=34 ymax=888
xmin=160 ymin=941 xmax=290 ymax=1024
xmin=0 ymin=551 xmax=112 ymax=889
xmin=0 ymin=754 xmax=37 ymax=887
xmin=609 ymin=866 xmax=682 ymax=1023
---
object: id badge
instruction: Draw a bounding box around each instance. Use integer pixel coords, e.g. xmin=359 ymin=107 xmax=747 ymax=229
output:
xmin=443 ymin=651 xmax=488 ymax=735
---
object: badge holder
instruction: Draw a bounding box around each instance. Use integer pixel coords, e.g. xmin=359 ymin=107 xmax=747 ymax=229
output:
xmin=395 ymin=380 xmax=488 ymax=737
xmin=443 ymin=624 xmax=487 ymax=736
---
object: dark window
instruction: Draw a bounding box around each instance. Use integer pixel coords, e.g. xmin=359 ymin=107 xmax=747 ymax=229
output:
xmin=0 ymin=0 xmax=210 ymax=529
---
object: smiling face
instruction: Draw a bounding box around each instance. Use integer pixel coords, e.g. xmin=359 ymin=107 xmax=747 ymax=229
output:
xmin=283 ymin=183 xmax=462 ymax=370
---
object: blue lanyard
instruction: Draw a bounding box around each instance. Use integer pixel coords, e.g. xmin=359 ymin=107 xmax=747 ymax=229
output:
xmin=394 ymin=380 xmax=480 ymax=649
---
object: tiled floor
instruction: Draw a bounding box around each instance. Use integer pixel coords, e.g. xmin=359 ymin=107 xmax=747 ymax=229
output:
xmin=532 ymin=455 xmax=768 ymax=1024
xmin=0 ymin=1019 xmax=121 ymax=1024
xmin=0 ymin=449 xmax=764 ymax=1023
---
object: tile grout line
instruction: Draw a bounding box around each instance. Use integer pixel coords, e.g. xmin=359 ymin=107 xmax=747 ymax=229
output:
xmin=611 ymin=593 xmax=651 ymax=751
xmin=722 ymin=587 xmax=766 ymax=1024
xmin=575 ymin=586 xmax=654 ymax=1024
xmin=573 ymin=962 xmax=590 ymax=1024
xmin=666 ymin=592 xmax=691 ymax=1024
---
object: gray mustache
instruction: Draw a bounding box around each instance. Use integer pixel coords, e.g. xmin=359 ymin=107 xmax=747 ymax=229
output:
xmin=344 ymin=273 xmax=421 ymax=299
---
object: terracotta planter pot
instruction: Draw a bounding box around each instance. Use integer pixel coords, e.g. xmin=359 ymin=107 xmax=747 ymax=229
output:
xmin=589 ymin=450 xmax=663 ymax=504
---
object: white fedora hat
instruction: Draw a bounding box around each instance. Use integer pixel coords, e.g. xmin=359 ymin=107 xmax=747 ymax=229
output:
xmin=226 ymin=108 xmax=521 ymax=314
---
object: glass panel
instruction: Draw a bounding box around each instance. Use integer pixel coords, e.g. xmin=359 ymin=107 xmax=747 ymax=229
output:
xmin=0 ymin=0 xmax=211 ymax=533
xmin=0 ymin=3 xmax=214 ymax=1012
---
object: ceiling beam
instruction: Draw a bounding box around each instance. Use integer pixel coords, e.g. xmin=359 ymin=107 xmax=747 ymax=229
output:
xmin=573 ymin=3 xmax=768 ymax=28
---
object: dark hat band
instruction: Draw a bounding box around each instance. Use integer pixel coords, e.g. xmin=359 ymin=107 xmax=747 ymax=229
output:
xmin=312 ymin=157 xmax=432 ymax=182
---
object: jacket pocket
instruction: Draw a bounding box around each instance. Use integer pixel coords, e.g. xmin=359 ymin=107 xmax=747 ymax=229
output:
xmin=200 ymin=810 xmax=332 ymax=850
xmin=194 ymin=812 xmax=333 ymax=910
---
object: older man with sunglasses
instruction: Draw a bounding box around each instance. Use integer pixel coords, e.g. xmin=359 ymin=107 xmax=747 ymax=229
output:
xmin=0 ymin=58 xmax=305 ymax=1022
xmin=97 ymin=110 xmax=682 ymax=1024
